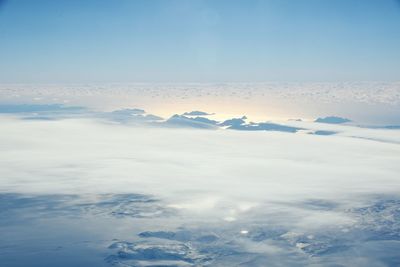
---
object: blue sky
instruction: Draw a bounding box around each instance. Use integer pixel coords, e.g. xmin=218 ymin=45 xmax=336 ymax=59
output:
xmin=0 ymin=0 xmax=399 ymax=83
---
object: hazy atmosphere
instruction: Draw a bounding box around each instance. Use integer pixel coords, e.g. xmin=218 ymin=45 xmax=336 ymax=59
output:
xmin=1 ymin=1 xmax=400 ymax=267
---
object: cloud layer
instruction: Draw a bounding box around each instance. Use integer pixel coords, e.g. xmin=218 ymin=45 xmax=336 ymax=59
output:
xmin=0 ymin=113 xmax=399 ymax=266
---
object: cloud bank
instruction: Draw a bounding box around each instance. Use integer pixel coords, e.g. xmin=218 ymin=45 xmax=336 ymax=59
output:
xmin=0 ymin=111 xmax=399 ymax=266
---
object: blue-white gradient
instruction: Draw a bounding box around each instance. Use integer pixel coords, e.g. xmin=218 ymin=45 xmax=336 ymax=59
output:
xmin=0 ymin=0 xmax=400 ymax=82
xmin=1 ymin=1 xmax=400 ymax=267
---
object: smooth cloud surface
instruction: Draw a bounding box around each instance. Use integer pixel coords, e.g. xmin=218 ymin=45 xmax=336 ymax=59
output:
xmin=1 ymin=116 xmax=400 ymax=266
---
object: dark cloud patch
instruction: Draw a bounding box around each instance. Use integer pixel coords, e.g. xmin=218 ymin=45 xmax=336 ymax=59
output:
xmin=2 ymin=193 xmax=400 ymax=266
xmin=182 ymin=111 xmax=213 ymax=116
xmin=0 ymin=104 xmax=84 ymax=114
xmin=102 ymin=108 xmax=163 ymax=124
xmin=315 ymin=116 xmax=351 ymax=124
xmin=311 ymin=130 xmax=338 ymax=136
xmin=164 ymin=114 xmax=218 ymax=129
xmin=220 ymin=116 xmax=247 ymax=127
xmin=0 ymin=193 xmax=172 ymax=223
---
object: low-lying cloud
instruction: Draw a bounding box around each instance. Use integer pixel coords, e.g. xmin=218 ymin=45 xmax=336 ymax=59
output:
xmin=0 ymin=115 xmax=399 ymax=266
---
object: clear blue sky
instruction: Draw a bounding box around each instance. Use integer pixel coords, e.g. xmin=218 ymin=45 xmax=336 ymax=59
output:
xmin=0 ymin=0 xmax=399 ymax=83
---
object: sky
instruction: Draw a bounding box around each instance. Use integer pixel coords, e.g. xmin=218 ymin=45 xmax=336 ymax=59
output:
xmin=0 ymin=0 xmax=400 ymax=83
xmin=1 ymin=2 xmax=400 ymax=265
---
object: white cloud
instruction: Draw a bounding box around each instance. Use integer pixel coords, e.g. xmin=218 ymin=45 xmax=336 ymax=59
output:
xmin=1 ymin=116 xmax=399 ymax=204
xmin=1 ymin=116 xmax=400 ymax=265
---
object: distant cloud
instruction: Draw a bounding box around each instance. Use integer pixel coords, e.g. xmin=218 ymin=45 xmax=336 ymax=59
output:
xmin=182 ymin=111 xmax=213 ymax=116
xmin=227 ymin=122 xmax=303 ymax=133
xmin=219 ymin=116 xmax=247 ymax=127
xmin=311 ymin=130 xmax=338 ymax=136
xmin=164 ymin=114 xmax=217 ymax=129
xmin=315 ymin=116 xmax=351 ymax=124
xmin=102 ymin=108 xmax=164 ymax=124
xmin=0 ymin=104 xmax=84 ymax=113
xmin=111 ymin=108 xmax=146 ymax=115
